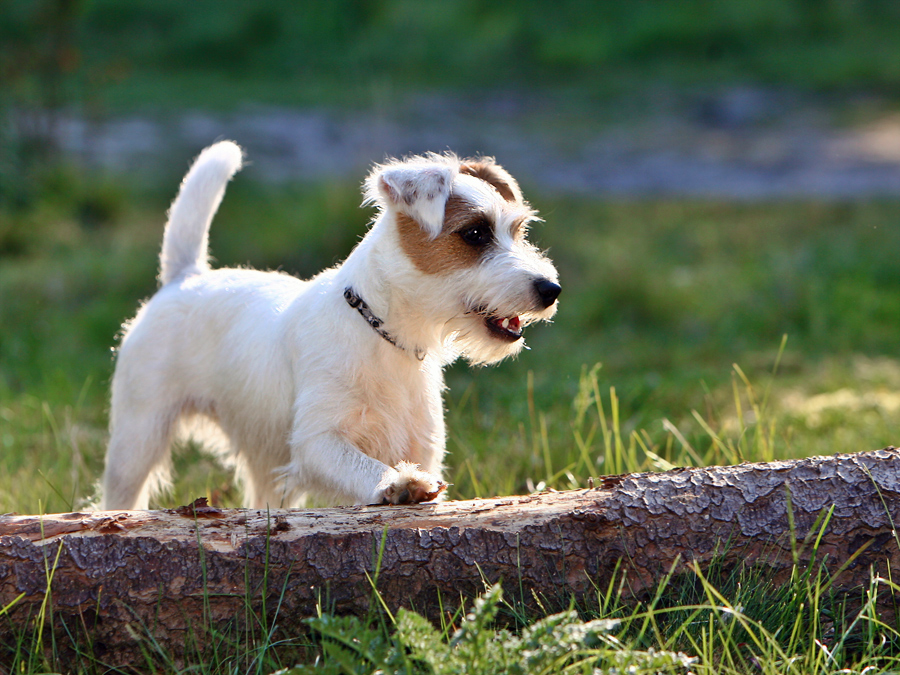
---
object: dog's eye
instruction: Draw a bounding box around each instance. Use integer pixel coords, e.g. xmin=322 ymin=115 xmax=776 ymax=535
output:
xmin=458 ymin=221 xmax=492 ymax=247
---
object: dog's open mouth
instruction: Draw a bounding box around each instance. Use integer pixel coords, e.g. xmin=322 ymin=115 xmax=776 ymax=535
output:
xmin=484 ymin=314 xmax=523 ymax=342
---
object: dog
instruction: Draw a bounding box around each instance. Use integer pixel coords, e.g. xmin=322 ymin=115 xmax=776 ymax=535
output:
xmin=100 ymin=141 xmax=560 ymax=510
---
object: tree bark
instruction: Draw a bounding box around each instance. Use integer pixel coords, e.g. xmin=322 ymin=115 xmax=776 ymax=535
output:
xmin=1 ymin=448 xmax=899 ymax=666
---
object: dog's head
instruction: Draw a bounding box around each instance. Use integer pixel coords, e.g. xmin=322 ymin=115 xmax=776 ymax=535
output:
xmin=364 ymin=153 xmax=560 ymax=365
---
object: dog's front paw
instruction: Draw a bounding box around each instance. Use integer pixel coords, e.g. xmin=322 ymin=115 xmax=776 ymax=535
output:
xmin=381 ymin=461 xmax=447 ymax=505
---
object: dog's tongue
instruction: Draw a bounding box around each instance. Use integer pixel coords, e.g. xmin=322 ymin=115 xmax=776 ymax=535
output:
xmin=501 ymin=316 xmax=521 ymax=331
xmin=486 ymin=314 xmax=524 ymax=341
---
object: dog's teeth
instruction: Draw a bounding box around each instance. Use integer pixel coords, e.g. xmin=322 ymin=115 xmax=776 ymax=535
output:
xmin=501 ymin=318 xmax=510 ymax=329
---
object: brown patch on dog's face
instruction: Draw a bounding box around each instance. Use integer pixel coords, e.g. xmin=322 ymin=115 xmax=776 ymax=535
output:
xmin=396 ymin=195 xmax=493 ymax=275
xmin=459 ymin=161 xmax=521 ymax=203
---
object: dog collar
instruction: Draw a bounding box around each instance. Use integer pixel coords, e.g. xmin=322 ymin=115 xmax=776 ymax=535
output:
xmin=344 ymin=287 xmax=425 ymax=360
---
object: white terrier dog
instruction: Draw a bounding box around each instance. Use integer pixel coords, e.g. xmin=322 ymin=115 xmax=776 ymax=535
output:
xmin=101 ymin=141 xmax=560 ymax=510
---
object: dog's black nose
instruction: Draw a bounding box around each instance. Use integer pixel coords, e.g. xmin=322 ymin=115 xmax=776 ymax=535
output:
xmin=534 ymin=278 xmax=561 ymax=308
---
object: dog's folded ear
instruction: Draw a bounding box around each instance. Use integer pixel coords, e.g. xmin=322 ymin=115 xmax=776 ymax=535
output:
xmin=459 ymin=158 xmax=524 ymax=204
xmin=365 ymin=158 xmax=456 ymax=238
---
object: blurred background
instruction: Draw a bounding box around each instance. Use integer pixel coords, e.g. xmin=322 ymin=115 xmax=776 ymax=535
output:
xmin=1 ymin=0 xmax=899 ymax=513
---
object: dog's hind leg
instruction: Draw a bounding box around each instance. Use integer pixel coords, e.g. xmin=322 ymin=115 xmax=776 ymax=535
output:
xmin=234 ymin=454 xmax=293 ymax=510
xmin=101 ymin=407 xmax=178 ymax=510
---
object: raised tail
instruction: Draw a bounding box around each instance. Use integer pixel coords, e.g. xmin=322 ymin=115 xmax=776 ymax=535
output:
xmin=159 ymin=141 xmax=243 ymax=285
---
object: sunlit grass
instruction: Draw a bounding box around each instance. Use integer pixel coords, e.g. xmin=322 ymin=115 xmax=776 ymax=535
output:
xmin=2 ymin=177 xmax=899 ymax=511
xmin=2 ymin=179 xmax=899 ymax=671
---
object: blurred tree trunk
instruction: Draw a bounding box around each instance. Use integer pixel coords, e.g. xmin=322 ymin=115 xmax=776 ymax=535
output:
xmin=1 ymin=448 xmax=898 ymax=667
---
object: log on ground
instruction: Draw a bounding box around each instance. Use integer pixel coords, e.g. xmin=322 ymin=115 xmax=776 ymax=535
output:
xmin=1 ymin=448 xmax=899 ymax=665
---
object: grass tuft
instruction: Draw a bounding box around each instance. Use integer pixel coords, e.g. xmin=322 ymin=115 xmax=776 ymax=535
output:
xmin=1 ymin=173 xmax=899 ymax=671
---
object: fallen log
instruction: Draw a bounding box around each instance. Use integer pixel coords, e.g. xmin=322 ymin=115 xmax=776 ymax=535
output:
xmin=1 ymin=447 xmax=899 ymax=666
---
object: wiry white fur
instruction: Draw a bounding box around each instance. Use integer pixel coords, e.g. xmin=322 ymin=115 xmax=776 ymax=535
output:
xmin=100 ymin=142 xmax=558 ymax=510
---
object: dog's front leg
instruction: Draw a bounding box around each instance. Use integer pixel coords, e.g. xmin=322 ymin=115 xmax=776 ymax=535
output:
xmin=291 ymin=432 xmax=446 ymax=505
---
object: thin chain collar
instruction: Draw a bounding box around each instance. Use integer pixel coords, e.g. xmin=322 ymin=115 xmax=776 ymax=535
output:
xmin=344 ymin=287 xmax=425 ymax=360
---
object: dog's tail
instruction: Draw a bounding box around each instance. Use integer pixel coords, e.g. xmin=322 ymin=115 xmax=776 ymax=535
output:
xmin=159 ymin=141 xmax=243 ymax=286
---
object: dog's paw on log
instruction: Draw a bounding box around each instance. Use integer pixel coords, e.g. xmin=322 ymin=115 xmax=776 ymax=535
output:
xmin=379 ymin=461 xmax=447 ymax=504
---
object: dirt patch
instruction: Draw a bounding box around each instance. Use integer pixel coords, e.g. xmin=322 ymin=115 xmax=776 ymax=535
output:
xmin=45 ymin=87 xmax=900 ymax=199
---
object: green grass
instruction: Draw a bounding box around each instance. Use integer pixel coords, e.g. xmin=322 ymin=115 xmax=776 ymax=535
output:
xmin=2 ymin=169 xmax=899 ymax=512
xmin=4 ymin=3 xmax=900 ymax=671
xmin=7 ymin=542 xmax=900 ymax=673
xmin=1 ymin=171 xmax=899 ymax=672
xmin=4 ymin=0 xmax=900 ymax=114
xmin=289 ymin=567 xmax=900 ymax=675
